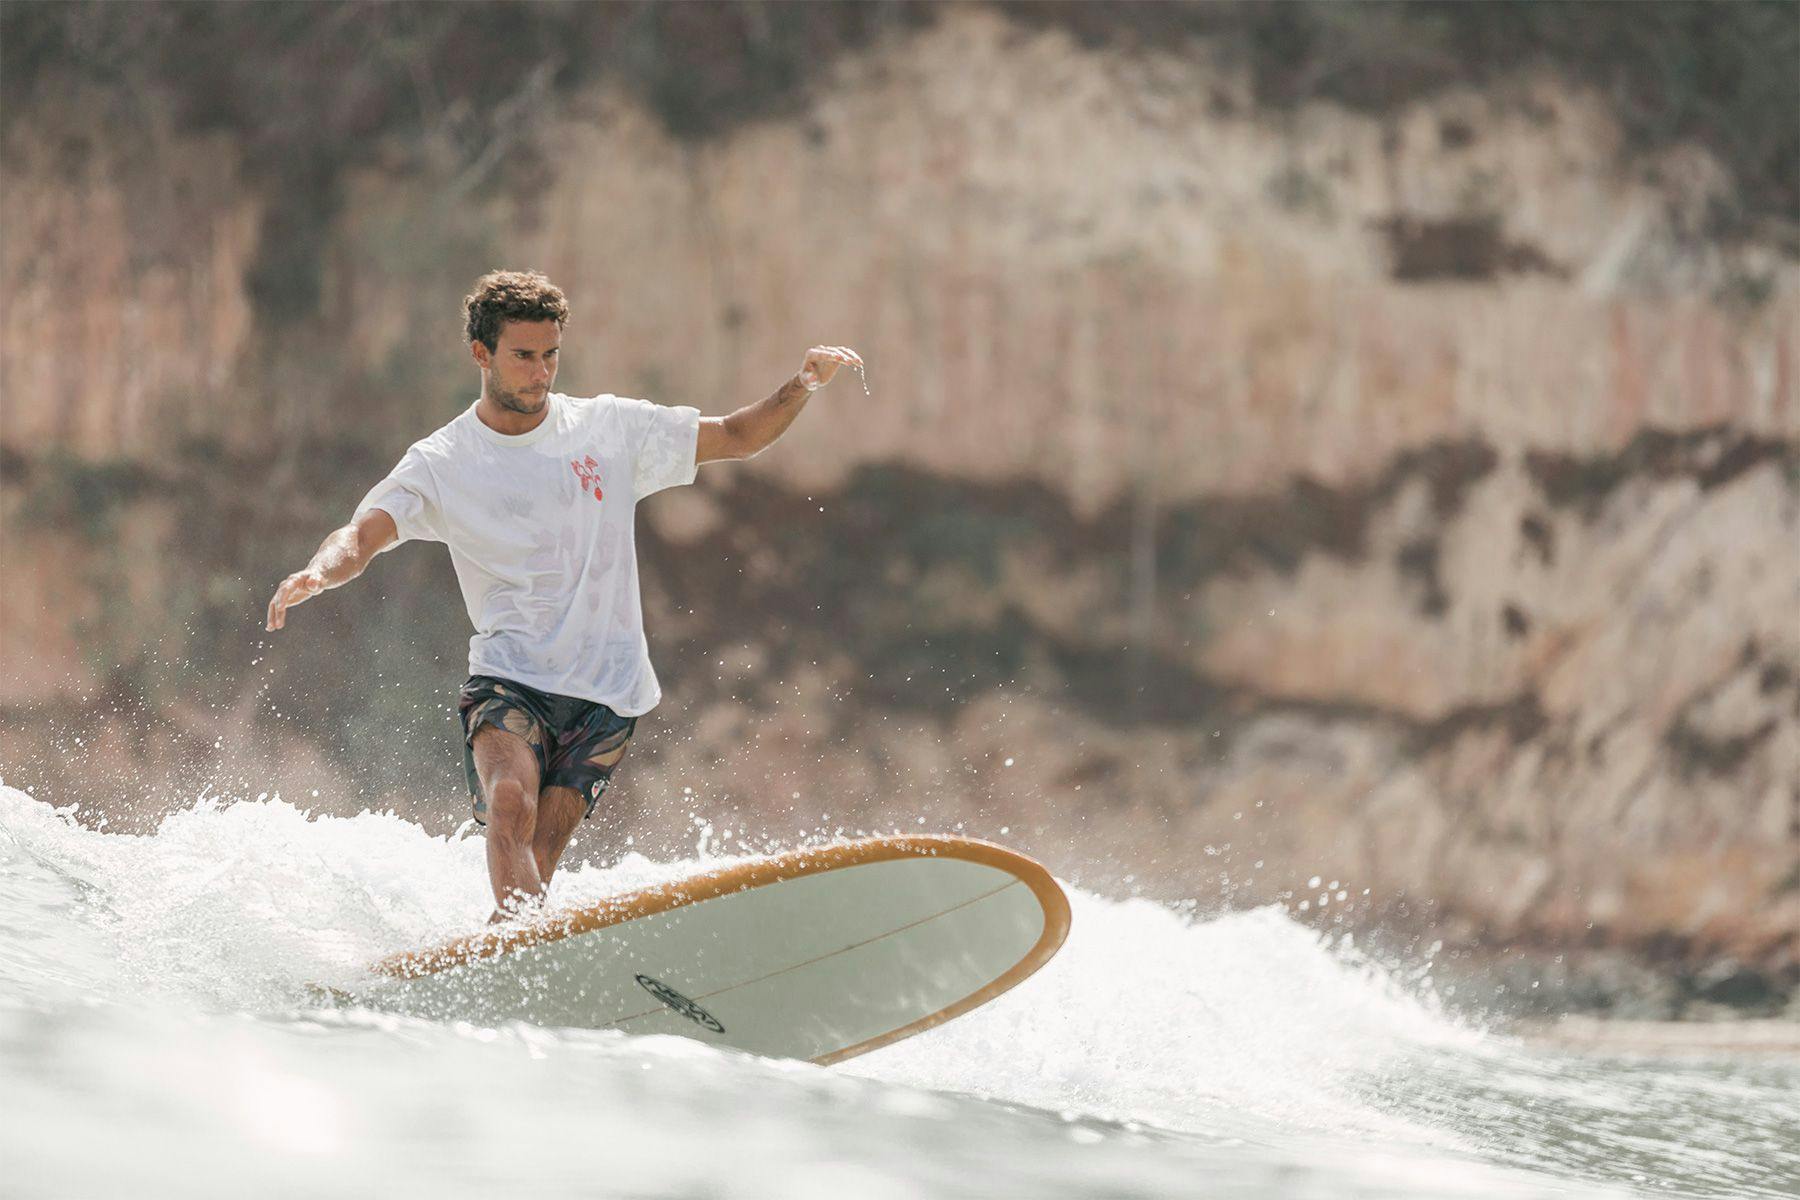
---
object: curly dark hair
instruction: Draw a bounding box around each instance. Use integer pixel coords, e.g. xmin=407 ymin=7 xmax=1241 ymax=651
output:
xmin=463 ymin=270 xmax=570 ymax=351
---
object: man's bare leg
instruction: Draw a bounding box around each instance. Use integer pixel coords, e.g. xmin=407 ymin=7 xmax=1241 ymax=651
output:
xmin=532 ymin=786 xmax=587 ymax=886
xmin=531 ymin=736 xmax=631 ymax=885
xmin=471 ymin=725 xmax=543 ymax=919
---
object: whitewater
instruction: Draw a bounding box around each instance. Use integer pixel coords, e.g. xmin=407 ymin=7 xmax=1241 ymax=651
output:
xmin=0 ymin=783 xmax=1793 ymax=1199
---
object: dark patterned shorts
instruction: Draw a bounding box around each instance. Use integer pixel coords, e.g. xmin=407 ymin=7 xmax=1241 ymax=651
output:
xmin=458 ymin=675 xmax=636 ymax=826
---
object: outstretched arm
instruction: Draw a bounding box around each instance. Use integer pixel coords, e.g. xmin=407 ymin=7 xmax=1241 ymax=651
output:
xmin=265 ymin=508 xmax=399 ymax=631
xmin=697 ymin=345 xmax=863 ymax=464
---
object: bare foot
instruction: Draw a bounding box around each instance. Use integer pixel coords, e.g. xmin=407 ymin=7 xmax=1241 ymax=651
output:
xmin=488 ymin=892 xmax=545 ymax=925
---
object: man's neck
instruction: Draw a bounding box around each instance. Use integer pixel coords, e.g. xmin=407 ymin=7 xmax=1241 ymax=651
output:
xmin=475 ymin=392 xmax=553 ymax=437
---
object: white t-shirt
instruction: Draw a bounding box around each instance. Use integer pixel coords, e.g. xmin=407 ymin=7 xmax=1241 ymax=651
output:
xmin=354 ymin=392 xmax=700 ymax=716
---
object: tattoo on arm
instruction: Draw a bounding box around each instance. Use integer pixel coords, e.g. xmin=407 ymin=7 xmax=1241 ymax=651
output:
xmin=727 ymin=374 xmax=813 ymax=458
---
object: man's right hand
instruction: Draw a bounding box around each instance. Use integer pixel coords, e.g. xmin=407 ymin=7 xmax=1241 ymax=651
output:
xmin=266 ymin=568 xmax=326 ymax=631
xmin=265 ymin=511 xmax=397 ymax=632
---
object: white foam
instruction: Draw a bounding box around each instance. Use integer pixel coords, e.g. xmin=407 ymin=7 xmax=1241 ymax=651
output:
xmin=6 ymin=785 xmax=1761 ymax=1199
xmin=847 ymin=893 xmax=1478 ymax=1140
xmin=0 ymin=785 xmax=1470 ymax=1137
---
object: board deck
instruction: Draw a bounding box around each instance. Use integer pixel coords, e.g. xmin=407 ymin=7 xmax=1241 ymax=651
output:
xmin=364 ymin=835 xmax=1071 ymax=1064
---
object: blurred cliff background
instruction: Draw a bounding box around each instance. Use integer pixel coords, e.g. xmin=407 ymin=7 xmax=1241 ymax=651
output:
xmin=1 ymin=0 xmax=1795 ymax=1020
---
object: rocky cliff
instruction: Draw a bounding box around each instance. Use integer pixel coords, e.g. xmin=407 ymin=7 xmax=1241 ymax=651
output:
xmin=2 ymin=5 xmax=1796 ymax=1015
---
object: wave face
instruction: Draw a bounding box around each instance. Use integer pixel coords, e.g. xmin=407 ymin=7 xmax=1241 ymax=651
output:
xmin=1 ymin=785 xmax=1793 ymax=1199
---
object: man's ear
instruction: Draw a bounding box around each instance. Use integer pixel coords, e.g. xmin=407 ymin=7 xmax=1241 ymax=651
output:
xmin=471 ymin=340 xmax=490 ymax=368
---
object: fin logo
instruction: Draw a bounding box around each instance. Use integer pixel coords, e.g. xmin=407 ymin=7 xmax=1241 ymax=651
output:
xmin=635 ymin=974 xmax=725 ymax=1033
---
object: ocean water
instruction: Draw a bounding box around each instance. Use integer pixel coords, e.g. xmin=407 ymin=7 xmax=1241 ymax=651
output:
xmin=1 ymin=783 xmax=1794 ymax=1200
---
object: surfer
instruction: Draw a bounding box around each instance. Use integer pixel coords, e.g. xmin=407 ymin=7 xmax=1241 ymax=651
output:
xmin=264 ymin=269 xmax=861 ymax=920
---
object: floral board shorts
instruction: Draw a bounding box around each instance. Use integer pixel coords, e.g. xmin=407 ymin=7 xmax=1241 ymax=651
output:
xmin=457 ymin=675 xmax=636 ymax=826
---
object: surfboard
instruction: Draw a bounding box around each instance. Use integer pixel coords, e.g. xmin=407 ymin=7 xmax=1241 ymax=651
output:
xmin=363 ymin=835 xmax=1070 ymax=1064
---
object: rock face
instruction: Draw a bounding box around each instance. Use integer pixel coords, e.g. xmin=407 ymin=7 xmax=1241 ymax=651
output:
xmin=2 ymin=9 xmax=1795 ymax=1009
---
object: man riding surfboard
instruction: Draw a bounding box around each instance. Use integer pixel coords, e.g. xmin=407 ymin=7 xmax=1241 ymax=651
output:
xmin=265 ymin=270 xmax=861 ymax=920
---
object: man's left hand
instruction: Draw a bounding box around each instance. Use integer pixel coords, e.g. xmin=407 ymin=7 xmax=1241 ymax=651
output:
xmin=798 ymin=346 xmax=863 ymax=392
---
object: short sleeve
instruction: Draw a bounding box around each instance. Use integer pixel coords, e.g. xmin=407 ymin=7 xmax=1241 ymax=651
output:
xmin=616 ymin=396 xmax=700 ymax=501
xmin=353 ymin=444 xmax=446 ymax=545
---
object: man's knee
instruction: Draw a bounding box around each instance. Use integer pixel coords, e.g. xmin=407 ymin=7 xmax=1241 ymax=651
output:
xmin=485 ymin=777 xmax=536 ymax=838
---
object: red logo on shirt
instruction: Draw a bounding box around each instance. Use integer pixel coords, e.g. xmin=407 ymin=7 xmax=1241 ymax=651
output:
xmin=571 ymin=455 xmax=603 ymax=502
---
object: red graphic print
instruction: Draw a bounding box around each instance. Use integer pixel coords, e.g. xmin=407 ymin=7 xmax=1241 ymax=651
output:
xmin=571 ymin=455 xmax=603 ymax=502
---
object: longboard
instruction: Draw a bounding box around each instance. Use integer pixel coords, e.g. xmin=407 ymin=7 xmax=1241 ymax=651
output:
xmin=361 ymin=835 xmax=1071 ymax=1064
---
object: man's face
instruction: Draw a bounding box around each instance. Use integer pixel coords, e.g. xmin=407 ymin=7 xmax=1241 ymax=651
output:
xmin=475 ymin=319 xmax=561 ymax=414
